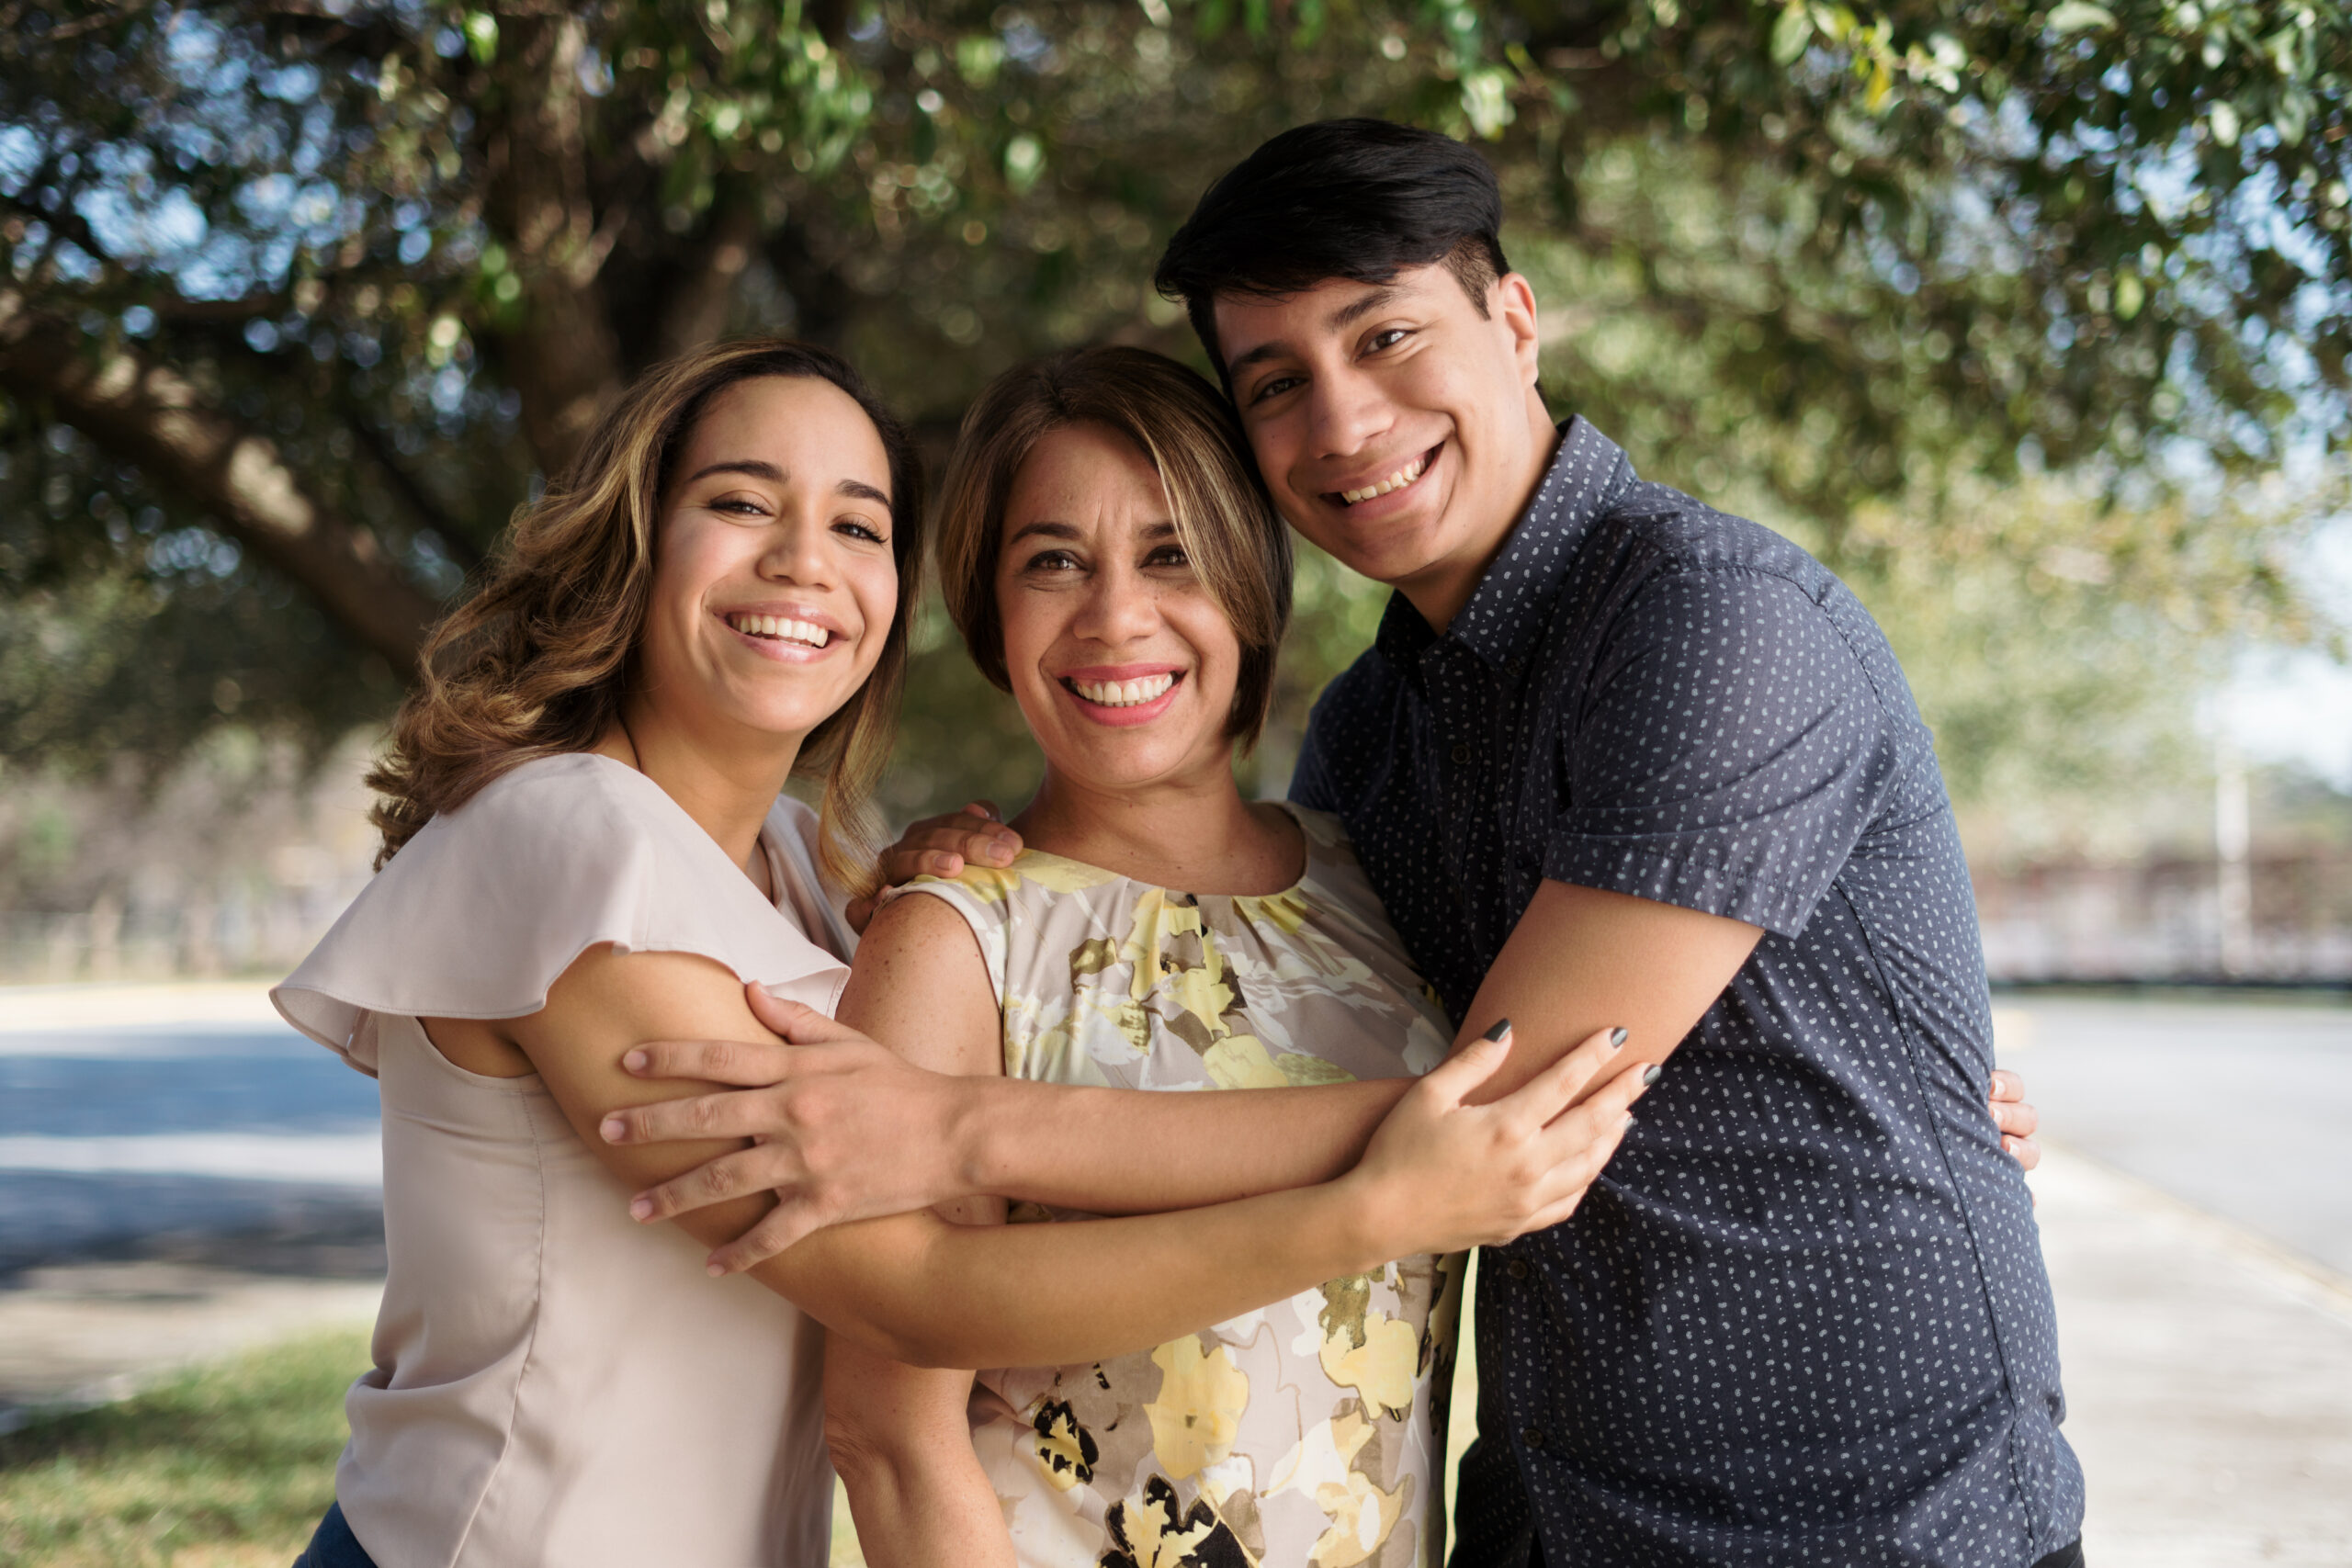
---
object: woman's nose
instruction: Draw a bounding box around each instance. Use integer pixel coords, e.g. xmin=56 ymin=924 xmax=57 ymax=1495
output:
xmin=757 ymin=511 xmax=838 ymax=588
xmin=1071 ymin=564 xmax=1159 ymax=645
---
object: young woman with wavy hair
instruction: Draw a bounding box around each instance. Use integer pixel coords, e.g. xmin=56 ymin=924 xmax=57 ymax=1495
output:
xmin=270 ymin=338 xmax=1641 ymax=1568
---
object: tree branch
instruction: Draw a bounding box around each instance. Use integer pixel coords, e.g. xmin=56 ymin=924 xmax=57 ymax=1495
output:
xmin=338 ymin=400 xmax=489 ymax=572
xmin=0 ymin=288 xmax=438 ymax=668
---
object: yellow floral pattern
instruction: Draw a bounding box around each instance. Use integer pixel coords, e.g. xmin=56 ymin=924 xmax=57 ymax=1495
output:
xmin=882 ymin=807 xmax=1460 ymax=1568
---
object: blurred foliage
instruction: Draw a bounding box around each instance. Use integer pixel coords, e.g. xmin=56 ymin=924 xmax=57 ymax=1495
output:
xmin=0 ymin=0 xmax=2346 ymax=830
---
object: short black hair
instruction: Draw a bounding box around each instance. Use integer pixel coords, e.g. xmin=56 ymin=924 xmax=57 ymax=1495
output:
xmin=1153 ymin=118 xmax=1511 ymax=376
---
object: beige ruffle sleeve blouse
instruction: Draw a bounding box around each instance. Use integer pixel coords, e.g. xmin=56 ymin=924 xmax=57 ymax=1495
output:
xmin=273 ymin=753 xmax=853 ymax=1568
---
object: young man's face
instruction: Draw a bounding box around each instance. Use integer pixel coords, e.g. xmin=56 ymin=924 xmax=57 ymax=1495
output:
xmin=1213 ymin=261 xmax=1553 ymax=618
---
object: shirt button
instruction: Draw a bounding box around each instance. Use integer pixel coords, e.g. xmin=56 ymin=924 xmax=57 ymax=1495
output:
xmin=1504 ymin=1258 xmax=1531 ymax=1280
xmin=1522 ymin=1427 xmax=1546 ymax=1450
xmin=1450 ymin=742 xmax=1472 ymax=764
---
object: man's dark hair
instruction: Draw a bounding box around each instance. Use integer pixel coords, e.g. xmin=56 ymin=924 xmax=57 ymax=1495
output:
xmin=1153 ymin=118 xmax=1511 ymax=376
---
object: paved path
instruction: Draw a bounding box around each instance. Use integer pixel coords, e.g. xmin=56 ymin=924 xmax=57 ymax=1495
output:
xmin=2034 ymin=1144 xmax=2352 ymax=1566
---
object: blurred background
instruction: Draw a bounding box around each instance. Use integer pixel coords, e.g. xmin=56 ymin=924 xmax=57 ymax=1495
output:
xmin=0 ymin=1 xmax=2347 ymax=1564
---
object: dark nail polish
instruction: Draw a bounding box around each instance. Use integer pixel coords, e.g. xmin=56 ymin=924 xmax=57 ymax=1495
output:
xmin=1609 ymin=1027 xmax=1629 ymax=1049
xmin=1641 ymin=1063 xmax=1664 ymax=1087
xmin=1481 ymin=1017 xmax=1512 ymax=1043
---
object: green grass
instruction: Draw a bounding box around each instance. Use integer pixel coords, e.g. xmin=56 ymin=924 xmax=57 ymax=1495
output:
xmin=0 ymin=1330 xmax=365 ymax=1568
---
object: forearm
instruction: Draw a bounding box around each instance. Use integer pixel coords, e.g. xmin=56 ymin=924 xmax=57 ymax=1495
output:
xmin=825 ymin=1343 xmax=1008 ymax=1568
xmin=953 ymin=1075 xmax=1410 ymax=1213
xmin=775 ymin=1174 xmax=1396 ymax=1369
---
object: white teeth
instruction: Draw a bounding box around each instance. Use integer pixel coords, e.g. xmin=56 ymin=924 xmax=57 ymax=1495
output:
xmin=1072 ymin=672 xmax=1176 ymax=707
xmin=1339 ymin=454 xmax=1428 ymax=505
xmin=728 ymin=613 xmax=830 ymax=648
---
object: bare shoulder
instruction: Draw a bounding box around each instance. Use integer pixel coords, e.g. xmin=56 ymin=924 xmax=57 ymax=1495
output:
xmin=842 ymin=893 xmax=1001 ymax=1076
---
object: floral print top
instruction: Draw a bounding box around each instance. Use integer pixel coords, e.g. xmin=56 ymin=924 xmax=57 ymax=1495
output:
xmin=880 ymin=805 xmax=1463 ymax=1568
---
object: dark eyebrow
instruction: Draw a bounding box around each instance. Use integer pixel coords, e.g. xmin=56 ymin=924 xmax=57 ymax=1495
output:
xmin=1224 ymin=284 xmax=1405 ymax=376
xmin=684 ymin=459 xmax=890 ymax=510
xmin=1007 ymin=520 xmax=1083 ymax=545
xmin=1327 ymin=285 xmax=1400 ymax=331
xmin=1005 ymin=519 xmax=1177 ymax=545
xmin=684 ymin=458 xmax=785 ymax=486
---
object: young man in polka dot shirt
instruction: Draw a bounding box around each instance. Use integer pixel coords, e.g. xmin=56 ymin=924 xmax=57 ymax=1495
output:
xmin=1154 ymin=118 xmax=2080 ymax=1568
xmin=620 ymin=118 xmax=2075 ymax=1568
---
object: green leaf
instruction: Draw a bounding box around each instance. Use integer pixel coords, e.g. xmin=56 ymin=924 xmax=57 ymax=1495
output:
xmin=462 ymin=12 xmax=498 ymax=65
xmin=2115 ymin=272 xmax=2145 ymax=321
xmin=1003 ymin=132 xmax=1044 ymax=193
xmin=1770 ymin=6 xmax=1815 ymax=65
xmin=2046 ymin=2 xmax=2114 ymax=34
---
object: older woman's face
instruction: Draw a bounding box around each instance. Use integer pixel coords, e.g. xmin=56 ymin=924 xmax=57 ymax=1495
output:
xmin=639 ymin=376 xmax=899 ymax=748
xmin=996 ymin=422 xmax=1242 ymax=795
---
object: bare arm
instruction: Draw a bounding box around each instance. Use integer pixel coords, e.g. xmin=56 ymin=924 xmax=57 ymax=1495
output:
xmin=820 ymin=897 xmax=1009 ymax=1568
xmin=604 ymin=878 xmax=1751 ymax=1262
xmin=503 ymin=928 xmax=1648 ymax=1369
xmin=603 ymin=880 xmax=1750 ymax=1256
xmin=1444 ymin=879 xmax=1763 ymax=1098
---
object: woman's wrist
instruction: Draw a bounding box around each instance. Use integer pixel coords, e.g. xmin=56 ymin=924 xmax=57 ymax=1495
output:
xmin=1318 ymin=1166 xmax=1415 ymax=1278
xmin=948 ymin=1074 xmax=1054 ymax=1201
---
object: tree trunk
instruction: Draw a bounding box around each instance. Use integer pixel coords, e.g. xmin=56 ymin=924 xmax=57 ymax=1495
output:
xmin=0 ymin=290 xmax=439 ymax=668
xmin=481 ymin=11 xmax=628 ymax=480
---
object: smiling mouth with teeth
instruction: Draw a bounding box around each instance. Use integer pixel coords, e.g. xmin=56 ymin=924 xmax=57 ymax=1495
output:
xmin=726 ymin=613 xmax=831 ymax=648
xmin=1066 ymin=671 xmax=1179 ymax=707
xmin=1335 ymin=446 xmax=1438 ymax=506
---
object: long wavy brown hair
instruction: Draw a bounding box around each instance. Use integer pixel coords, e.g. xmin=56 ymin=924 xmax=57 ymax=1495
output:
xmin=367 ymin=339 xmax=925 ymax=897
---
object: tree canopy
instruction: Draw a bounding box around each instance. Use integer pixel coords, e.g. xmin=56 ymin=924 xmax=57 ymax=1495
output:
xmin=1 ymin=0 xmax=2344 ymax=824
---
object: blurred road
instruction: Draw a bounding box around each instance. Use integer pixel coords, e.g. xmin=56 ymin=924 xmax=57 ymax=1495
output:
xmin=1994 ymin=992 xmax=2352 ymax=1276
xmin=0 ymin=1006 xmax=381 ymax=1277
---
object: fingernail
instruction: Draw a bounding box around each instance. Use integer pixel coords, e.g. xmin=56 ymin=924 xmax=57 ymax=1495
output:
xmin=628 ymin=1196 xmax=653 ymax=1221
xmin=986 ymin=844 xmax=1012 ymax=864
xmin=1609 ymin=1027 xmax=1628 ymax=1049
xmin=1641 ymin=1063 xmax=1663 ymax=1087
xmin=706 ymin=1261 xmax=727 ymax=1278
xmin=622 ymin=1049 xmax=647 ymax=1073
xmin=599 ymin=1116 xmax=627 ymax=1143
xmin=1623 ymin=1111 xmax=1638 ymax=1131
xmin=1481 ymin=1017 xmax=1512 ymax=1043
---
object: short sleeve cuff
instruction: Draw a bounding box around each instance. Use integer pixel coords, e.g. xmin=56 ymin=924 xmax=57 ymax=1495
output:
xmin=1542 ymin=833 xmax=1833 ymax=938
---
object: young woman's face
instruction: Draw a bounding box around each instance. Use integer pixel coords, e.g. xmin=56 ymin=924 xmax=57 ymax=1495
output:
xmin=638 ymin=376 xmax=899 ymax=748
xmin=996 ymin=423 xmax=1243 ymax=795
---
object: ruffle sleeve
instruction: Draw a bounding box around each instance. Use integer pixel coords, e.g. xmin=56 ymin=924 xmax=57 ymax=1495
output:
xmin=273 ymin=753 xmax=851 ymax=1075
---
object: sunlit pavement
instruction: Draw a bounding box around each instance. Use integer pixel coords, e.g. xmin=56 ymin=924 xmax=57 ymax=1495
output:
xmin=2033 ymin=1144 xmax=2352 ymax=1566
xmin=4 ymin=984 xmax=2350 ymax=1564
xmin=1994 ymin=994 xmax=2352 ymax=1566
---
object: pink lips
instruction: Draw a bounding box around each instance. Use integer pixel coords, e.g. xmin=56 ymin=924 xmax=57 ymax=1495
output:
xmin=1057 ymin=664 xmax=1186 ymax=728
xmin=719 ymin=610 xmax=844 ymax=665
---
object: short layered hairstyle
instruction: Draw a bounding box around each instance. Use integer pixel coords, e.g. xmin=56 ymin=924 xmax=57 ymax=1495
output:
xmin=368 ymin=338 xmax=925 ymax=895
xmin=934 ymin=346 xmax=1293 ymax=749
xmin=1152 ymin=118 xmax=1512 ymax=375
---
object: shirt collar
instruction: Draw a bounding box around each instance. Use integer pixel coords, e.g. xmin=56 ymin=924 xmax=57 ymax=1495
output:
xmin=1373 ymin=416 xmax=1633 ymax=675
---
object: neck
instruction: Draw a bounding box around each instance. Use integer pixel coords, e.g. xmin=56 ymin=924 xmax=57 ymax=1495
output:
xmin=1395 ymin=392 xmax=1562 ymax=635
xmin=601 ymin=694 xmax=802 ymax=886
xmin=1014 ymin=747 xmax=1285 ymax=894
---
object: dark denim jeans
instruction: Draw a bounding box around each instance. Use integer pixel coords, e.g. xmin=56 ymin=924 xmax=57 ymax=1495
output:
xmin=290 ymin=1501 xmax=379 ymax=1568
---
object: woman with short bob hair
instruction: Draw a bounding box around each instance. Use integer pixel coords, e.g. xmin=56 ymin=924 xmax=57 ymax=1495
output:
xmin=933 ymin=344 xmax=1294 ymax=750
xmin=275 ymin=337 xmax=1634 ymax=1568
xmin=820 ymin=346 xmax=1655 ymax=1568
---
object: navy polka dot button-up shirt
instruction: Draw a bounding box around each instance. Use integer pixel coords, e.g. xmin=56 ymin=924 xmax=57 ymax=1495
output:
xmin=1290 ymin=420 xmax=2082 ymax=1567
